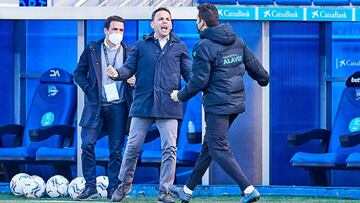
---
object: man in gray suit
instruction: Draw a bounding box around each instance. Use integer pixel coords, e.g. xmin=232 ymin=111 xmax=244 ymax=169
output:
xmin=107 ymin=7 xmax=192 ymax=203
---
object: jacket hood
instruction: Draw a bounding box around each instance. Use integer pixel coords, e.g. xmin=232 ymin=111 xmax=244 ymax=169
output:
xmin=200 ymin=23 xmax=236 ymax=45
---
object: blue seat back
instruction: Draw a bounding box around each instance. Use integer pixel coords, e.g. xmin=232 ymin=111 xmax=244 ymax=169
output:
xmin=141 ymin=80 xmax=189 ymax=153
xmin=328 ymin=72 xmax=360 ymax=154
xmin=23 ymin=68 xmax=77 ymax=156
xmin=177 ymin=93 xmax=202 ymax=154
xmin=142 ymin=124 xmax=161 ymax=152
xmin=96 ymin=134 xmax=109 ymax=148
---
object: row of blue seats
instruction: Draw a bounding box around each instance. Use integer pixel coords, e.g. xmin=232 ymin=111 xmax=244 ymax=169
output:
xmin=0 ymin=68 xmax=202 ymax=182
xmin=198 ymin=0 xmax=360 ymax=6
xmin=288 ymin=71 xmax=360 ymax=186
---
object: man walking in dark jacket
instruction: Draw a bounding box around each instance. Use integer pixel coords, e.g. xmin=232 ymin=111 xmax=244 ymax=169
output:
xmin=106 ymin=7 xmax=192 ymax=203
xmin=74 ymin=15 xmax=134 ymax=200
xmin=170 ymin=3 xmax=269 ymax=203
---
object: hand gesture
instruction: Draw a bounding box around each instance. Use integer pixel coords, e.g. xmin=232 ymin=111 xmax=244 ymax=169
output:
xmin=127 ymin=75 xmax=136 ymax=87
xmin=106 ymin=65 xmax=119 ymax=78
xmin=170 ymin=90 xmax=180 ymax=102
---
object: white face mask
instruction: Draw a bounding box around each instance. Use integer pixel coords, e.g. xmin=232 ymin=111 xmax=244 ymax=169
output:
xmin=108 ymin=33 xmax=123 ymax=46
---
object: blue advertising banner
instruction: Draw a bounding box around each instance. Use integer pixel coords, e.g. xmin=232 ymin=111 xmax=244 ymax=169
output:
xmin=217 ymin=6 xmax=256 ymax=20
xmin=258 ymin=7 xmax=304 ymax=21
xmin=19 ymin=0 xmax=47 ymax=7
xmin=332 ymin=23 xmax=360 ymax=78
xmin=306 ymin=8 xmax=352 ymax=21
xmin=216 ymin=6 xmax=356 ymax=22
xmin=356 ymin=8 xmax=360 ymax=21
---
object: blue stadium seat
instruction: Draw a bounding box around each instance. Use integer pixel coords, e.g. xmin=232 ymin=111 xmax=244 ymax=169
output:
xmin=313 ymin=0 xmax=350 ymax=5
xmin=174 ymin=93 xmax=202 ymax=184
xmin=352 ymin=0 xmax=360 ymax=5
xmin=197 ymin=0 xmax=237 ymax=4
xmin=95 ymin=133 xmax=111 ymax=164
xmin=238 ymin=0 xmax=274 ymax=5
xmin=176 ymin=93 xmax=202 ymax=167
xmin=140 ymin=81 xmax=187 ymax=167
xmin=34 ymin=133 xmax=77 ymax=180
xmin=140 ymin=93 xmax=202 ymax=167
xmin=276 ymin=0 xmax=312 ymax=5
xmin=94 ymin=125 xmax=158 ymax=172
xmin=140 ymin=87 xmax=202 ymax=184
xmin=140 ymin=98 xmax=202 ymax=185
xmin=0 ymin=68 xmax=77 ymax=180
xmin=338 ymin=72 xmax=360 ymax=168
xmin=288 ymin=71 xmax=360 ymax=186
xmin=135 ymin=127 xmax=162 ymax=184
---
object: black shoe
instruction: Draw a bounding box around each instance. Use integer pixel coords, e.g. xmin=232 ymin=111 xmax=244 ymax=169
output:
xmin=158 ymin=192 xmax=174 ymax=203
xmin=111 ymin=184 xmax=131 ymax=202
xmin=76 ymin=186 xmax=99 ymax=201
xmin=239 ymin=189 xmax=260 ymax=203
xmin=169 ymin=185 xmax=191 ymax=203
xmin=107 ymin=187 xmax=116 ymax=200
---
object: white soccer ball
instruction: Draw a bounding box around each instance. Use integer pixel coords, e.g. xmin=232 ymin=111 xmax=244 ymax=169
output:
xmin=23 ymin=175 xmax=46 ymax=198
xmin=46 ymin=175 xmax=69 ymax=198
xmin=96 ymin=176 xmax=109 ymax=198
xmin=68 ymin=177 xmax=86 ymax=199
xmin=10 ymin=173 xmax=31 ymax=196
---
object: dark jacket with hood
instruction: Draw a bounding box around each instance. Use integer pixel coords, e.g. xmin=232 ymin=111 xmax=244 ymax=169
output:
xmin=178 ymin=23 xmax=269 ymax=115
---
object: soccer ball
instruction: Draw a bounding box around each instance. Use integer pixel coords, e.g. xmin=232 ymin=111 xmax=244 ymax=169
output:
xmin=68 ymin=177 xmax=85 ymax=199
xmin=46 ymin=175 xmax=69 ymax=198
xmin=96 ymin=176 xmax=109 ymax=198
xmin=23 ymin=175 xmax=46 ymax=198
xmin=10 ymin=173 xmax=31 ymax=196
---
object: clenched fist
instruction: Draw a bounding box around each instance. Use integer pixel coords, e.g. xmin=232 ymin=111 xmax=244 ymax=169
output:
xmin=127 ymin=75 xmax=136 ymax=87
xmin=106 ymin=65 xmax=119 ymax=78
xmin=170 ymin=90 xmax=180 ymax=102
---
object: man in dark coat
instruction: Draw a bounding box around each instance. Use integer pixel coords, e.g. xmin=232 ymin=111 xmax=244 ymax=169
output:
xmin=74 ymin=15 xmax=134 ymax=200
xmin=107 ymin=7 xmax=192 ymax=203
xmin=170 ymin=3 xmax=269 ymax=203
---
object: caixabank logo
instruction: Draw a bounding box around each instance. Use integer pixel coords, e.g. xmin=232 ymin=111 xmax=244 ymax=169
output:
xmin=258 ymin=8 xmax=303 ymax=21
xmin=336 ymin=58 xmax=360 ymax=69
xmin=307 ymin=8 xmax=352 ymax=21
xmin=217 ymin=6 xmax=255 ymax=20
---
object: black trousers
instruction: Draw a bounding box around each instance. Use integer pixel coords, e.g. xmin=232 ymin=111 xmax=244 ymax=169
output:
xmin=186 ymin=113 xmax=251 ymax=192
xmin=81 ymin=102 xmax=127 ymax=189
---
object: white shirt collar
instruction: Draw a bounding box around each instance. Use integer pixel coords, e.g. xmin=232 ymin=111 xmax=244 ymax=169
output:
xmin=154 ymin=35 xmax=169 ymax=49
xmin=104 ymin=38 xmax=121 ymax=51
xmin=154 ymin=35 xmax=170 ymax=41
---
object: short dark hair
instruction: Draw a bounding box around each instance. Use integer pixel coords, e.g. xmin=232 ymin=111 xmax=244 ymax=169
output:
xmin=151 ymin=7 xmax=172 ymax=21
xmin=104 ymin=15 xmax=124 ymax=29
xmin=197 ymin=3 xmax=219 ymax=27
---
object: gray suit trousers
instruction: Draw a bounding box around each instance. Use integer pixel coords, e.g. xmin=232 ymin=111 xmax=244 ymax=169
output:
xmin=118 ymin=117 xmax=178 ymax=193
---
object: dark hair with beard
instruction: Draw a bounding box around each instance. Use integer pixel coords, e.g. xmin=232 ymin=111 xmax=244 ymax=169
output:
xmin=197 ymin=3 xmax=219 ymax=27
xmin=104 ymin=15 xmax=124 ymax=29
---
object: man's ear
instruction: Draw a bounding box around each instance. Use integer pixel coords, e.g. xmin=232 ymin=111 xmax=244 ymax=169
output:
xmin=104 ymin=27 xmax=108 ymax=36
xmin=200 ymin=19 xmax=206 ymax=27
xmin=150 ymin=21 xmax=154 ymax=29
